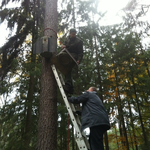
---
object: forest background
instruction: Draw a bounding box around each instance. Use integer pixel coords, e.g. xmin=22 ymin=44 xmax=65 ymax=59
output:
xmin=0 ymin=0 xmax=150 ymax=150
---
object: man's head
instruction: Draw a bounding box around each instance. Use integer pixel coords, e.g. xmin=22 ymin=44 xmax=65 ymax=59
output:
xmin=69 ymin=28 xmax=76 ymax=39
xmin=87 ymin=87 xmax=97 ymax=92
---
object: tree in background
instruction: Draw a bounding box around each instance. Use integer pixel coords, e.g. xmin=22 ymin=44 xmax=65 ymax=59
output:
xmin=0 ymin=0 xmax=43 ymax=149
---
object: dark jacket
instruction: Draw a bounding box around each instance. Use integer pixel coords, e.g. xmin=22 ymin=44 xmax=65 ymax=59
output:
xmin=64 ymin=36 xmax=83 ymax=62
xmin=68 ymin=91 xmax=110 ymax=132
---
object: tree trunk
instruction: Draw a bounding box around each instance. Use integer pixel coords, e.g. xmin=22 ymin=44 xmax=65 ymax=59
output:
xmin=114 ymin=69 xmax=129 ymax=150
xmin=37 ymin=0 xmax=57 ymax=149
xmin=71 ymin=0 xmax=76 ymax=28
xmin=24 ymin=8 xmax=38 ymax=148
xmin=37 ymin=58 xmax=57 ymax=150
xmin=94 ymin=35 xmax=110 ymax=150
xmin=24 ymin=74 xmax=34 ymax=148
xmin=127 ymin=96 xmax=138 ymax=150
xmin=131 ymin=73 xmax=148 ymax=149
xmin=114 ymin=126 xmax=119 ymax=150
xmin=104 ymin=132 xmax=109 ymax=150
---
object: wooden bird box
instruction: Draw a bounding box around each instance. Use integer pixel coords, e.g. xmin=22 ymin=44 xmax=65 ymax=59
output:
xmin=33 ymin=36 xmax=57 ymax=58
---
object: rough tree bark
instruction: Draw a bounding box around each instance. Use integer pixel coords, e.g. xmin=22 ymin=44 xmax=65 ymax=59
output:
xmin=37 ymin=0 xmax=58 ymax=149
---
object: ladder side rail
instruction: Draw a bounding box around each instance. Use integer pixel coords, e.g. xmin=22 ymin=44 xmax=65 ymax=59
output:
xmin=58 ymin=73 xmax=90 ymax=149
xmin=70 ymin=104 xmax=90 ymax=149
xmin=70 ymin=103 xmax=81 ymax=126
xmin=51 ymin=64 xmax=88 ymax=150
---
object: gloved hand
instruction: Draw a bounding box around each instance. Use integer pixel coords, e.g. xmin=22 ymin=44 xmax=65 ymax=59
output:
xmin=75 ymin=110 xmax=81 ymax=116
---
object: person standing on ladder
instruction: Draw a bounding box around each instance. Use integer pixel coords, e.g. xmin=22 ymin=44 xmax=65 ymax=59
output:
xmin=68 ymin=87 xmax=110 ymax=150
xmin=61 ymin=28 xmax=83 ymax=95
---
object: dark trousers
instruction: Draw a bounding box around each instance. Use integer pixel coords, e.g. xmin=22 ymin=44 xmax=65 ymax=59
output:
xmin=89 ymin=125 xmax=106 ymax=150
xmin=64 ymin=69 xmax=74 ymax=95
xmin=65 ymin=69 xmax=73 ymax=88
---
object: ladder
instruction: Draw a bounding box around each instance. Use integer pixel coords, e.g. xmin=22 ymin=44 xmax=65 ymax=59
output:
xmin=51 ymin=64 xmax=90 ymax=150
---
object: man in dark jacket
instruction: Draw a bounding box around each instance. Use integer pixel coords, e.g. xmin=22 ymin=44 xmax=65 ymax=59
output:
xmin=68 ymin=87 xmax=110 ymax=150
xmin=61 ymin=28 xmax=83 ymax=94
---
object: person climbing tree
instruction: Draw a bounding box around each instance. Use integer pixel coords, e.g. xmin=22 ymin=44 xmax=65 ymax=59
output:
xmin=68 ymin=87 xmax=110 ymax=150
xmin=61 ymin=28 xmax=83 ymax=94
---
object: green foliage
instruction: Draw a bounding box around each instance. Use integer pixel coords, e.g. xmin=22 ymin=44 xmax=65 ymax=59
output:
xmin=0 ymin=0 xmax=150 ymax=150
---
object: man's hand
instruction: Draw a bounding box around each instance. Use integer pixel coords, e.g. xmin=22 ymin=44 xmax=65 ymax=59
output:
xmin=77 ymin=60 xmax=79 ymax=64
xmin=75 ymin=110 xmax=81 ymax=116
